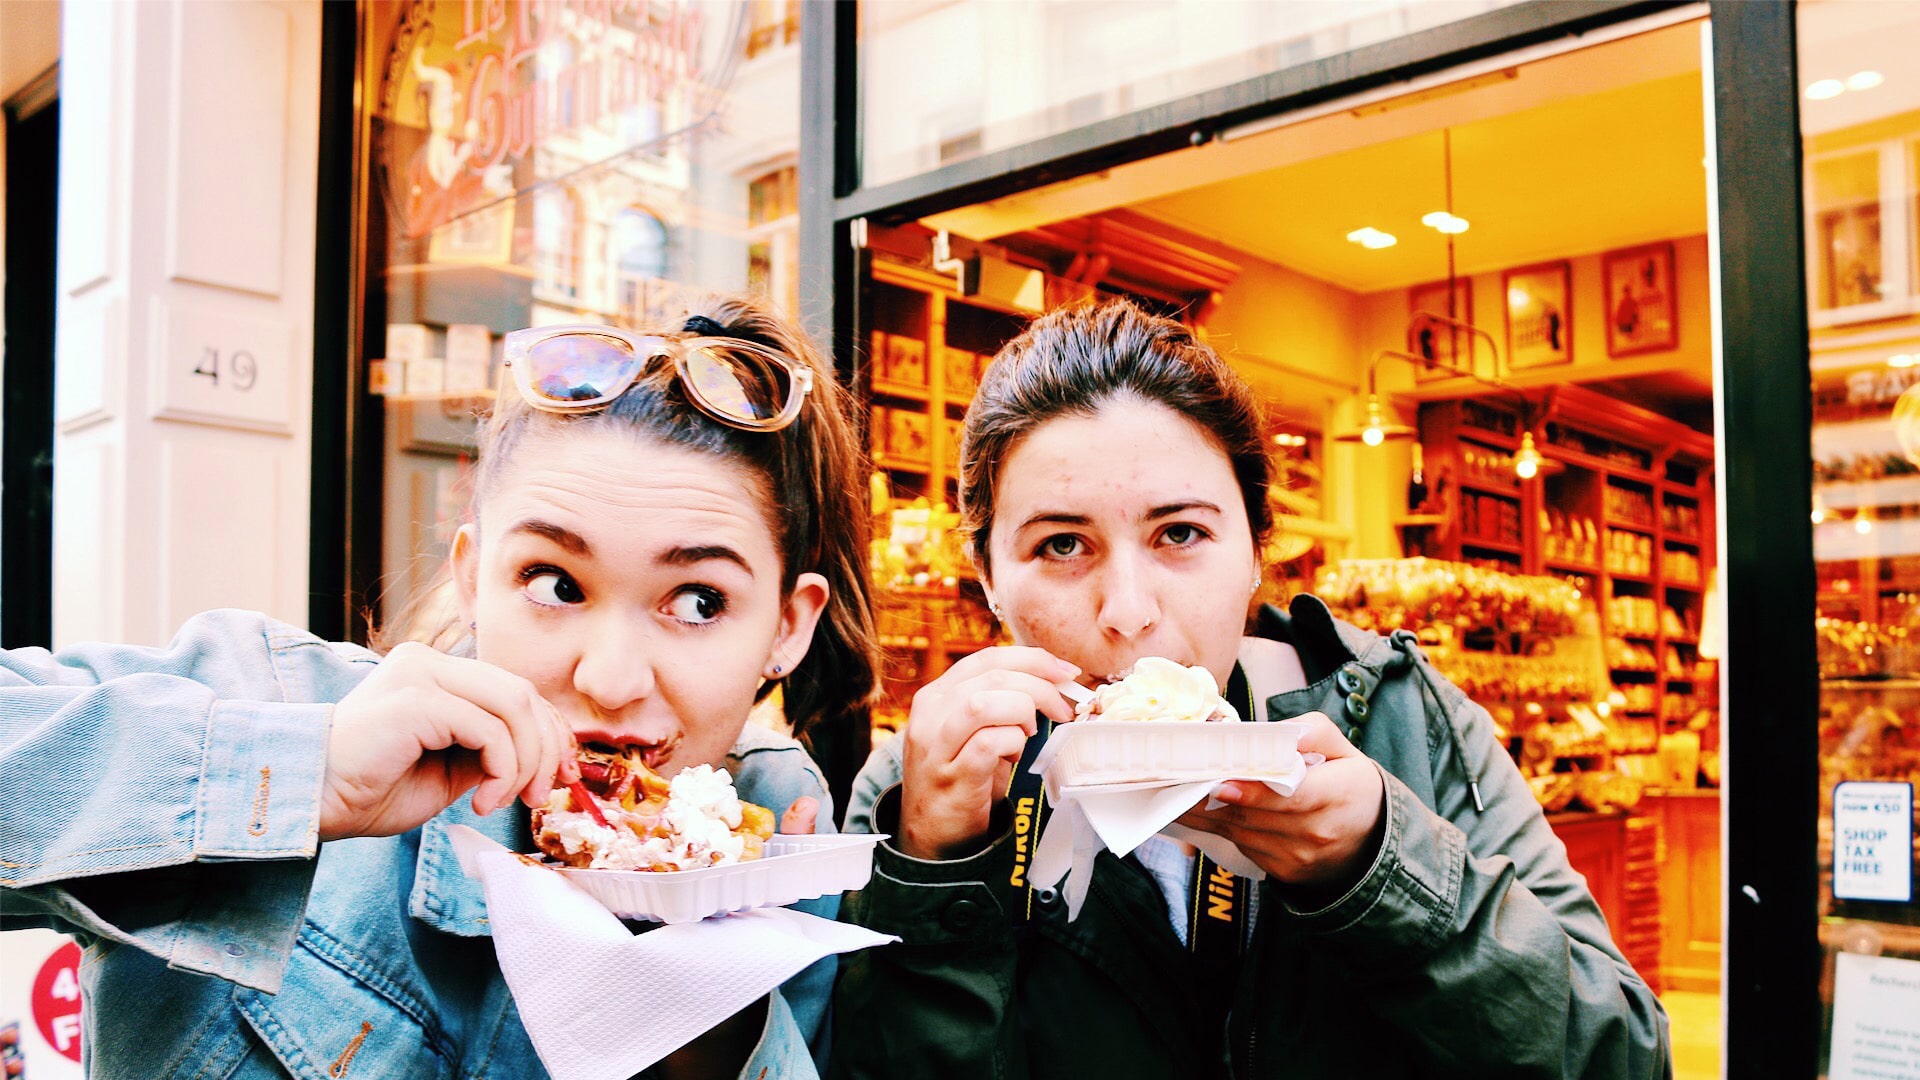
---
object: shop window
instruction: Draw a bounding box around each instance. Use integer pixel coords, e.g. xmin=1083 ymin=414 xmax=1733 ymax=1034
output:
xmin=534 ymin=188 xmax=580 ymax=301
xmin=1807 ymin=141 xmax=1916 ymax=325
xmin=746 ymin=0 xmax=800 ymax=59
xmin=746 ymin=165 xmax=799 ymax=315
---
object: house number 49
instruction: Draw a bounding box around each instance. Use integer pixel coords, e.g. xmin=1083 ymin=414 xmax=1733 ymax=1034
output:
xmin=193 ymin=347 xmax=258 ymax=390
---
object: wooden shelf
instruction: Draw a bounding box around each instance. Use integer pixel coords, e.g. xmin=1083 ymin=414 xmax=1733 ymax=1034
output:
xmin=1394 ymin=514 xmax=1449 ymax=527
xmin=1666 ymin=582 xmax=1704 ymax=594
xmin=1458 ymin=425 xmax=1519 ymax=449
xmin=871 ymin=379 xmax=930 ymax=402
xmin=1546 ymin=560 xmax=1603 ymax=575
xmin=1664 ymin=534 xmax=1702 ymax=548
xmin=1459 ymin=478 xmax=1523 ymax=497
xmin=1461 ymin=536 xmax=1524 ymax=555
xmin=875 ymin=458 xmax=931 ymax=475
xmin=1606 ymin=519 xmax=1657 ymax=536
xmin=1608 ymin=570 xmax=1655 ymax=584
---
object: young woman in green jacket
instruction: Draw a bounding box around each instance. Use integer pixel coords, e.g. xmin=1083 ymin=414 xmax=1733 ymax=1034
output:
xmin=832 ymin=300 xmax=1670 ymax=1079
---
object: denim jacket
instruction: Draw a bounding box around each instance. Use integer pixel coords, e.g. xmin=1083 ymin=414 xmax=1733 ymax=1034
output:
xmin=0 ymin=609 xmax=838 ymax=1080
xmin=832 ymin=595 xmax=1670 ymax=1079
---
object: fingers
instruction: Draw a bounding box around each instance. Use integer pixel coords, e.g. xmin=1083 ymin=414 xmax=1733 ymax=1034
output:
xmin=414 ymin=697 xmax=519 ymax=815
xmin=1290 ymin=712 xmax=1360 ymax=759
xmin=942 ymin=645 xmax=1080 ymax=688
xmin=955 ymin=723 xmax=1030 ymax=773
xmin=958 ymin=668 xmax=1077 ymax=727
xmin=781 ymin=796 xmax=819 ymax=835
xmin=413 ymin=648 xmax=568 ymax=807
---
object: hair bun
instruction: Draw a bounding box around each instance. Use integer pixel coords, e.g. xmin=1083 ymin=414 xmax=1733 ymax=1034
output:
xmin=682 ymin=314 xmax=730 ymax=338
xmin=682 ymin=312 xmax=787 ymax=356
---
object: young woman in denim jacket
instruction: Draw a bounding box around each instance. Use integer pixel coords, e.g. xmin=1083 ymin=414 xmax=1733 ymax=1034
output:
xmin=832 ymin=301 xmax=1670 ymax=1079
xmin=0 ymin=298 xmax=878 ymax=1080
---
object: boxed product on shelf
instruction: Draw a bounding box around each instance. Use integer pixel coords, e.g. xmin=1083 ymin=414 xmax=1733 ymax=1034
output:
xmin=883 ymin=334 xmax=928 ymax=386
xmin=888 ymin=410 xmax=930 ymax=464
xmin=1604 ymin=530 xmax=1654 ymax=576
xmin=944 ymin=347 xmax=978 ymax=397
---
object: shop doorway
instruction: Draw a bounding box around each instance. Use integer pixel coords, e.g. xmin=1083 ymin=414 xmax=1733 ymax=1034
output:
xmin=853 ymin=14 xmax=1726 ymax=1078
xmin=3 ymin=72 xmax=57 ymax=650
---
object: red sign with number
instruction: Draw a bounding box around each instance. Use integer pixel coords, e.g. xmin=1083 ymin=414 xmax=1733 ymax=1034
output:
xmin=30 ymin=940 xmax=82 ymax=1063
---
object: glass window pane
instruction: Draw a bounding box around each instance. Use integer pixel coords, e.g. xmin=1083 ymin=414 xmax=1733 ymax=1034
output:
xmin=1800 ymin=1 xmax=1920 ymax=1072
xmin=356 ymin=1 xmax=799 ymax=631
xmin=857 ymin=0 xmax=1530 ymax=190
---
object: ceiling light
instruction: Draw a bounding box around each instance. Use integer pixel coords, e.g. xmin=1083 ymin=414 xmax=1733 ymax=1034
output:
xmin=1422 ymin=211 xmax=1470 ymax=234
xmin=1846 ymin=71 xmax=1884 ymax=92
xmin=1806 ymin=79 xmax=1845 ymax=100
xmin=1346 ymin=227 xmax=1398 ymax=250
xmin=1856 ymin=512 xmax=1875 ymax=535
xmin=1334 ymin=394 xmax=1416 ymax=444
xmin=1514 ymin=431 xmax=1543 ymax=480
xmin=1889 ymin=354 xmax=1914 ymax=368
xmin=1508 ymin=285 xmax=1531 ymax=308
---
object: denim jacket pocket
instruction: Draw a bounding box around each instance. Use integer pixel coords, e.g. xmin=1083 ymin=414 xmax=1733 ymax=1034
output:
xmin=232 ymin=935 xmax=457 ymax=1080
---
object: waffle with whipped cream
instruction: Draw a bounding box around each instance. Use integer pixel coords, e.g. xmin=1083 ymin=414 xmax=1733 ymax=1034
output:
xmin=1073 ymin=656 xmax=1240 ymax=724
xmin=532 ymin=747 xmax=776 ymax=872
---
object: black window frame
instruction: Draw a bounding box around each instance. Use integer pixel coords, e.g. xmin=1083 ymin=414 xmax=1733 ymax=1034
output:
xmin=796 ymin=0 xmax=1819 ymax=1070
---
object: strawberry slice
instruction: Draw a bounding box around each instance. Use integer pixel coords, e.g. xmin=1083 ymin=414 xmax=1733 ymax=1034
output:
xmin=567 ymin=780 xmax=613 ymax=829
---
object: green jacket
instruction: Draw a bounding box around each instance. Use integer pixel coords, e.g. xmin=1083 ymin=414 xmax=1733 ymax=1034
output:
xmin=832 ymin=595 xmax=1670 ymax=1079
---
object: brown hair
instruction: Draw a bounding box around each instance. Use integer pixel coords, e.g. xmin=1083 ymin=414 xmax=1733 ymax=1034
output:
xmin=403 ymin=296 xmax=879 ymax=739
xmin=961 ymin=299 xmax=1271 ymax=577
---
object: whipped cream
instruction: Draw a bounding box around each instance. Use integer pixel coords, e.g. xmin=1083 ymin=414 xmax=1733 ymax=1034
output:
xmin=542 ymin=763 xmax=756 ymax=871
xmin=1075 ymin=656 xmax=1238 ymax=724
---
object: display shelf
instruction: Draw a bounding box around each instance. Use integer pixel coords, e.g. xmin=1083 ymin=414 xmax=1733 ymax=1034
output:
xmin=1546 ymin=560 xmax=1603 ymax=575
xmin=1458 ymin=425 xmax=1519 ymax=449
xmin=1462 ymin=536 xmax=1524 ymax=555
xmin=1419 ymin=389 xmax=1715 ymax=740
xmin=871 ymin=379 xmax=930 ymax=403
xmin=1459 ymin=478 xmax=1523 ymax=498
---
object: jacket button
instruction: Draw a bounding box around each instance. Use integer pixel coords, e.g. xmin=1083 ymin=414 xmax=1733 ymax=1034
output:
xmin=941 ymin=898 xmax=983 ymax=932
xmin=1346 ymin=692 xmax=1370 ymax=721
xmin=1336 ymin=666 xmax=1365 ymax=695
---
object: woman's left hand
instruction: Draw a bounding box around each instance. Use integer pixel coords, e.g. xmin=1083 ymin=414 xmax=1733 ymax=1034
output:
xmin=1172 ymin=712 xmax=1386 ymax=892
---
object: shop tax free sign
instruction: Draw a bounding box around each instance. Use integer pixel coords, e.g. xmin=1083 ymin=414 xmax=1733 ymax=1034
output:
xmin=1833 ymin=782 xmax=1915 ymax=903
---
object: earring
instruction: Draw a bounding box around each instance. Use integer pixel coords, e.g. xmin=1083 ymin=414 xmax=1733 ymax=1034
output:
xmin=988 ymin=600 xmax=1004 ymax=620
xmin=469 ymin=621 xmax=477 ymax=631
xmin=1251 ymin=574 xmax=1262 ymax=592
xmin=770 ymin=664 xmax=783 ymax=676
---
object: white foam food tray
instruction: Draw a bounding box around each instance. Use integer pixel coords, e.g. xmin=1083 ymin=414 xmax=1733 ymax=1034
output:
xmin=556 ymin=833 xmax=885 ymax=924
xmin=1043 ymin=719 xmax=1310 ymax=788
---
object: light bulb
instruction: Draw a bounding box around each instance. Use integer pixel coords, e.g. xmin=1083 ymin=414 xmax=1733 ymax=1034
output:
xmin=1363 ymin=426 xmax=1385 ymax=447
xmin=1812 ymin=507 xmax=1827 ymax=525
xmin=1514 ymin=431 xmax=1543 ymax=480
xmin=1856 ymin=515 xmax=1874 ymax=535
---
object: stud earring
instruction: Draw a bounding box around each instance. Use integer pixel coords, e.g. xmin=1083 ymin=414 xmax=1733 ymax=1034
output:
xmin=469 ymin=621 xmax=477 ymax=631
xmin=988 ymin=600 xmax=1004 ymax=620
xmin=1251 ymin=574 xmax=1262 ymax=592
xmin=770 ymin=664 xmax=783 ymax=676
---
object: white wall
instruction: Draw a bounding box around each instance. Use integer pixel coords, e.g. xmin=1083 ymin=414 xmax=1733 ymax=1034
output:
xmin=53 ymin=0 xmax=319 ymax=646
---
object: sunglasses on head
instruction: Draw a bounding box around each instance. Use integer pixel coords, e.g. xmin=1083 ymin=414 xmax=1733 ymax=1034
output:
xmin=501 ymin=322 xmax=814 ymax=432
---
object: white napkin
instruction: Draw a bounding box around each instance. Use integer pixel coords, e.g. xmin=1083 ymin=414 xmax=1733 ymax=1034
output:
xmin=447 ymin=825 xmax=896 ymax=1080
xmin=1026 ymin=730 xmax=1317 ymax=919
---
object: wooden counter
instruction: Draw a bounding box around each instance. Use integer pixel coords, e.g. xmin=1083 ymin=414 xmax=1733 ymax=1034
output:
xmin=1641 ymin=789 xmax=1722 ymax=993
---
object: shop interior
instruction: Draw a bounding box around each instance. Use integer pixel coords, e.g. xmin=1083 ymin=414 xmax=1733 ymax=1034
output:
xmin=857 ymin=18 xmax=1725 ymax=1073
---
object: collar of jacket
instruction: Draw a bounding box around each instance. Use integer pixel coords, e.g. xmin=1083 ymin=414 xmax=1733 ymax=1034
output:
xmin=409 ymin=800 xmax=529 ymax=938
xmin=1252 ymin=593 xmax=1416 ymax=718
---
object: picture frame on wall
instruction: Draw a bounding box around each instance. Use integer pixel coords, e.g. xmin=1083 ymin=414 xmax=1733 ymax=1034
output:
xmin=1408 ymin=278 xmax=1477 ymax=381
xmin=1603 ymin=241 xmax=1678 ymax=357
xmin=1504 ymin=261 xmax=1572 ymax=372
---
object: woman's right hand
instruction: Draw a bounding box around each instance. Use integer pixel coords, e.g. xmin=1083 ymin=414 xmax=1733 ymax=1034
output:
xmin=898 ymin=647 xmax=1079 ymax=860
xmin=319 ymin=642 xmax=579 ymax=841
